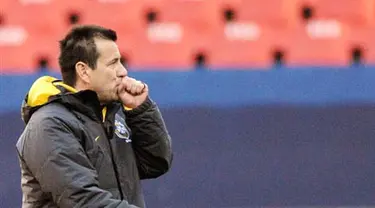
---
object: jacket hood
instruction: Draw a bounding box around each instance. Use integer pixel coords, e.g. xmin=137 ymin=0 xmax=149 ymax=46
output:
xmin=21 ymin=76 xmax=77 ymax=124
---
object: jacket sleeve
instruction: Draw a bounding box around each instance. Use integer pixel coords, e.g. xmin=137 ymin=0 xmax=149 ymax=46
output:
xmin=124 ymin=97 xmax=173 ymax=179
xmin=22 ymin=116 xmax=139 ymax=208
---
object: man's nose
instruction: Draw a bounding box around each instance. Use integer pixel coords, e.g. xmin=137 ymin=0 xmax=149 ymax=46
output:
xmin=117 ymin=64 xmax=128 ymax=77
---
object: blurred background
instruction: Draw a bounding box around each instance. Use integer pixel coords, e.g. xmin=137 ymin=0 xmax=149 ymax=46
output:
xmin=1 ymin=0 xmax=375 ymax=207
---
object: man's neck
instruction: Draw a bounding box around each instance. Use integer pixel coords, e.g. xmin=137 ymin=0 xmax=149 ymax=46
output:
xmin=73 ymin=81 xmax=88 ymax=92
xmin=73 ymin=81 xmax=109 ymax=106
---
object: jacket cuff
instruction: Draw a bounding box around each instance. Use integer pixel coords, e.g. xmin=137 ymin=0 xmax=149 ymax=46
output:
xmin=124 ymin=96 xmax=153 ymax=117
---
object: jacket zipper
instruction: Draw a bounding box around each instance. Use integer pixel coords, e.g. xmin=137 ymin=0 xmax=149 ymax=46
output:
xmin=100 ymin=120 xmax=125 ymax=200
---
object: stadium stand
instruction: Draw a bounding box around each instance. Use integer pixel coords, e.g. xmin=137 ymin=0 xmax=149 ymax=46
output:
xmin=0 ymin=0 xmax=374 ymax=71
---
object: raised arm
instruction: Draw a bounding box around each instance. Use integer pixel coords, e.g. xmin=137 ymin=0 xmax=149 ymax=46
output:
xmin=125 ymin=97 xmax=173 ymax=179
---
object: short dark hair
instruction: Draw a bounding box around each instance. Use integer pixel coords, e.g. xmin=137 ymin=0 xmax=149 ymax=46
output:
xmin=58 ymin=25 xmax=117 ymax=86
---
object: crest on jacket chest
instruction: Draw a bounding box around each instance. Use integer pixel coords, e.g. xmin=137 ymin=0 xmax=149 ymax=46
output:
xmin=114 ymin=113 xmax=131 ymax=143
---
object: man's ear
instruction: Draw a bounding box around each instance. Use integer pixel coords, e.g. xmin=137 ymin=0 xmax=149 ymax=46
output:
xmin=75 ymin=61 xmax=90 ymax=84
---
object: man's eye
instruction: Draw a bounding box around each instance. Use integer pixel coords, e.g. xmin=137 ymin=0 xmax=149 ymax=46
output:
xmin=110 ymin=59 xmax=119 ymax=65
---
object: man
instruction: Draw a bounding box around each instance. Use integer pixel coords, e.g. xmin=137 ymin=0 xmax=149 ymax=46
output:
xmin=16 ymin=25 xmax=173 ymax=208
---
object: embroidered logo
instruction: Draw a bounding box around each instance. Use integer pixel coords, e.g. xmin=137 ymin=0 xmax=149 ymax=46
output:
xmin=114 ymin=114 xmax=131 ymax=143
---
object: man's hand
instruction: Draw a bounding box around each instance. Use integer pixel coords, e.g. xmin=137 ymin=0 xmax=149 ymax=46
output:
xmin=118 ymin=77 xmax=148 ymax=109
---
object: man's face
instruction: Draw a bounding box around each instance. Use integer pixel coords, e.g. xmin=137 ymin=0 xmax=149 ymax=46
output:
xmin=87 ymin=38 xmax=127 ymax=103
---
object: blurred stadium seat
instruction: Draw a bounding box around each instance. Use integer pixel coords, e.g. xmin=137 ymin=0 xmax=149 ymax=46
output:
xmin=0 ymin=26 xmax=60 ymax=73
xmin=0 ymin=1 xmax=80 ymax=72
xmin=313 ymin=0 xmax=375 ymax=26
xmin=284 ymin=20 xmax=352 ymax=66
xmin=205 ymin=23 xmax=286 ymax=68
xmin=123 ymin=22 xmax=198 ymax=70
xmin=348 ymin=25 xmax=375 ymax=64
xmin=152 ymin=0 xmax=221 ymax=40
xmin=122 ymin=0 xmax=223 ymax=69
xmin=226 ymin=0 xmax=300 ymax=27
xmin=2 ymin=0 xmax=89 ymax=36
xmin=81 ymin=0 xmax=144 ymax=37
xmin=4 ymin=6 xmax=63 ymax=37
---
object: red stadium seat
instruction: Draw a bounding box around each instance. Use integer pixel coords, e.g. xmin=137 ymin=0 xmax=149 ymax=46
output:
xmin=2 ymin=1 xmax=85 ymax=37
xmin=81 ymin=0 xmax=144 ymax=38
xmin=229 ymin=0 xmax=300 ymax=27
xmin=204 ymin=23 xmax=285 ymax=68
xmin=284 ymin=20 xmax=351 ymax=66
xmin=0 ymin=1 xmax=92 ymax=72
xmin=0 ymin=26 xmax=60 ymax=73
xmin=348 ymin=26 xmax=375 ymax=64
xmin=117 ymin=0 xmax=223 ymax=69
xmin=0 ymin=26 xmax=32 ymax=73
xmin=313 ymin=0 xmax=375 ymax=26
xmin=154 ymin=0 xmax=222 ymax=39
xmin=122 ymin=22 xmax=198 ymax=69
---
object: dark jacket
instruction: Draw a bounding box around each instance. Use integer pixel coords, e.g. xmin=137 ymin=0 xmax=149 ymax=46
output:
xmin=16 ymin=76 xmax=173 ymax=208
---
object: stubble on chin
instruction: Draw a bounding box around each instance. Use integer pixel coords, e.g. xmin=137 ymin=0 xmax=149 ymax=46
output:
xmin=97 ymin=91 xmax=117 ymax=105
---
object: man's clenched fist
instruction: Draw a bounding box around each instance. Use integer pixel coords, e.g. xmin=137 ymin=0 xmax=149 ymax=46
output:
xmin=117 ymin=77 xmax=148 ymax=109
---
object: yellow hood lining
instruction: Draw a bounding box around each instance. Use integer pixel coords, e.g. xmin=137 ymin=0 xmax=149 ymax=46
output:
xmin=27 ymin=76 xmax=77 ymax=107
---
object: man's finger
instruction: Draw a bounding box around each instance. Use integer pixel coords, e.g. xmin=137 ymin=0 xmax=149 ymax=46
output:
xmin=130 ymin=81 xmax=142 ymax=95
xmin=135 ymin=81 xmax=144 ymax=94
xmin=141 ymin=83 xmax=148 ymax=93
xmin=141 ymin=82 xmax=146 ymax=91
xmin=129 ymin=83 xmax=135 ymax=94
xmin=123 ymin=77 xmax=134 ymax=91
xmin=122 ymin=77 xmax=147 ymax=95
